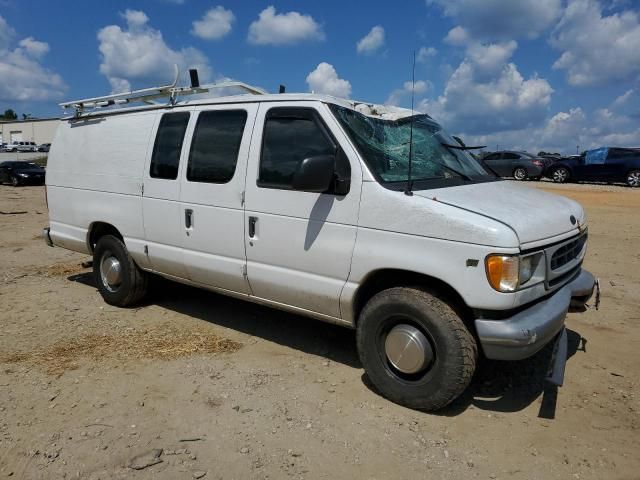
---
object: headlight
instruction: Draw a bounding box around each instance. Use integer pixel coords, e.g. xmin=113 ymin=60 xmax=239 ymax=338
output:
xmin=486 ymin=252 xmax=545 ymax=292
xmin=18 ymin=173 xmax=28 ymax=177
xmin=486 ymin=255 xmax=520 ymax=292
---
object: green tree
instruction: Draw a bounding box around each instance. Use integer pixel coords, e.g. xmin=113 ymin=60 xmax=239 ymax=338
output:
xmin=2 ymin=109 xmax=18 ymax=120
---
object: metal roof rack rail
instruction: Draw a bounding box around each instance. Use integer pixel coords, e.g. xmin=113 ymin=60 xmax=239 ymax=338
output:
xmin=60 ymin=65 xmax=267 ymax=117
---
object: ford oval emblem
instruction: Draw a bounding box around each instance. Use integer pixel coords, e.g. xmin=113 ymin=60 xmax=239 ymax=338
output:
xmin=570 ymin=215 xmax=576 ymax=225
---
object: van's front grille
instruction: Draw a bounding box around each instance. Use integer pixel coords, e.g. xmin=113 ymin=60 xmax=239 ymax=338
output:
xmin=550 ymin=234 xmax=587 ymax=270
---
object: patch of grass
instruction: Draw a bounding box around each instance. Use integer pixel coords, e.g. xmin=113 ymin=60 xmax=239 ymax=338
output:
xmin=2 ymin=327 xmax=242 ymax=375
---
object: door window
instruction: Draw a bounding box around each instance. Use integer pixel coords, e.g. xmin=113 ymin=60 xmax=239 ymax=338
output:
xmin=484 ymin=153 xmax=501 ymax=160
xmin=258 ymin=108 xmax=335 ymax=189
xmin=502 ymin=153 xmax=519 ymax=160
xmin=150 ymin=112 xmax=190 ymax=180
xmin=187 ymin=110 xmax=247 ymax=184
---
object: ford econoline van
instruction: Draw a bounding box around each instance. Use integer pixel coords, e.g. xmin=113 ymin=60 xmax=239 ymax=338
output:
xmin=43 ymin=82 xmax=598 ymax=410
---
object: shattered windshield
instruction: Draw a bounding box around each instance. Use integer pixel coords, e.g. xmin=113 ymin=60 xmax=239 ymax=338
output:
xmin=329 ymin=104 xmax=494 ymax=186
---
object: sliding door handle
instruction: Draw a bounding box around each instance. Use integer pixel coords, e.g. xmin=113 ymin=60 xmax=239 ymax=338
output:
xmin=248 ymin=216 xmax=257 ymax=238
xmin=185 ymin=209 xmax=193 ymax=229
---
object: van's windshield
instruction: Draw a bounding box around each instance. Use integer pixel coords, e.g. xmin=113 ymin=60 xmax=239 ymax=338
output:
xmin=329 ymin=104 xmax=497 ymax=189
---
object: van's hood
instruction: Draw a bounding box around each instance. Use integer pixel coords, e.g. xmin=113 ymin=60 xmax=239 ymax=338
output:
xmin=413 ymin=181 xmax=584 ymax=245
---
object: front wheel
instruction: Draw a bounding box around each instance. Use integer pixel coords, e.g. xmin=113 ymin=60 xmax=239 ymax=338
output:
xmin=357 ymin=287 xmax=477 ymax=411
xmin=93 ymin=235 xmax=148 ymax=307
xmin=627 ymin=170 xmax=640 ymax=188
xmin=513 ymin=167 xmax=528 ymax=181
xmin=11 ymin=176 xmax=19 ymax=187
xmin=552 ymin=166 xmax=570 ymax=183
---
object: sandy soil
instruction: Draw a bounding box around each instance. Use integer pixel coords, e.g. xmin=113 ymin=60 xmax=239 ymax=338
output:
xmin=0 ymin=182 xmax=638 ymax=480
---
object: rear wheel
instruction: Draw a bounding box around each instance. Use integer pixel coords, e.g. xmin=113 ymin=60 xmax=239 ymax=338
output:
xmin=357 ymin=287 xmax=477 ymax=411
xmin=626 ymin=170 xmax=640 ymax=188
xmin=93 ymin=235 xmax=148 ymax=307
xmin=552 ymin=166 xmax=570 ymax=183
xmin=513 ymin=167 xmax=528 ymax=181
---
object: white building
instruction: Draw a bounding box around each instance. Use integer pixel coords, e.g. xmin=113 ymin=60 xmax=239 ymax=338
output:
xmin=0 ymin=117 xmax=60 ymax=145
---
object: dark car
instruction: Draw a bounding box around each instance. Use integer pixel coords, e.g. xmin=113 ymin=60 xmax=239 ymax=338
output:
xmin=0 ymin=161 xmax=46 ymax=186
xmin=545 ymin=147 xmax=640 ymax=187
xmin=38 ymin=143 xmax=51 ymax=152
xmin=481 ymin=150 xmax=551 ymax=180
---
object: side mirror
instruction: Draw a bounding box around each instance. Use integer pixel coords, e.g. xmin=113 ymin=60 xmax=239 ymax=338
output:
xmin=292 ymin=155 xmax=335 ymax=193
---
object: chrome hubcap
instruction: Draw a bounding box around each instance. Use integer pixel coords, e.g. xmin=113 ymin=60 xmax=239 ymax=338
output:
xmin=628 ymin=172 xmax=640 ymax=187
xmin=100 ymin=252 xmax=122 ymax=292
xmin=384 ymin=324 xmax=433 ymax=375
xmin=514 ymin=169 xmax=526 ymax=180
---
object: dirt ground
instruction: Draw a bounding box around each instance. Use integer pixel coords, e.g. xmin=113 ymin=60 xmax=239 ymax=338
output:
xmin=0 ymin=181 xmax=638 ymax=480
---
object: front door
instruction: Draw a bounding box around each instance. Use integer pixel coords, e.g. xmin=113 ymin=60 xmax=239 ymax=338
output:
xmin=179 ymin=104 xmax=258 ymax=294
xmin=243 ymin=102 xmax=361 ymax=318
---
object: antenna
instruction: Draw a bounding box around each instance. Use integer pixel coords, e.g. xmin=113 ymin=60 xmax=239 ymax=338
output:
xmin=404 ymin=51 xmax=416 ymax=196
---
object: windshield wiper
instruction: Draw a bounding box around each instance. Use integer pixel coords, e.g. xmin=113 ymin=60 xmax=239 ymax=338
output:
xmin=440 ymin=143 xmax=487 ymax=150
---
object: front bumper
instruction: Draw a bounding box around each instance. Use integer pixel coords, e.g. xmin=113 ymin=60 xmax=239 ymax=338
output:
xmin=475 ymin=269 xmax=596 ymax=361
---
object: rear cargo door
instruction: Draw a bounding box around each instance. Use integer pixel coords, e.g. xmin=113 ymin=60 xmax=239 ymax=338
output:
xmin=178 ymin=104 xmax=258 ymax=294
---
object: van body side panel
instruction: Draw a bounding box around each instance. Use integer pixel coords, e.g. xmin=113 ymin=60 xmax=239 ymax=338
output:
xmin=46 ymin=113 xmax=156 ymax=261
xmin=243 ymin=102 xmax=363 ymax=318
xmin=179 ymin=104 xmax=259 ymax=294
xmin=339 ymin=181 xmax=521 ymax=323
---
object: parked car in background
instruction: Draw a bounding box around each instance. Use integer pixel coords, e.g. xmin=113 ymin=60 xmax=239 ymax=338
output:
xmin=4 ymin=141 xmax=38 ymax=152
xmin=0 ymin=161 xmax=46 ymax=186
xmin=18 ymin=141 xmax=38 ymax=152
xmin=545 ymin=147 xmax=640 ymax=187
xmin=481 ymin=150 xmax=551 ymax=180
xmin=38 ymin=143 xmax=51 ymax=152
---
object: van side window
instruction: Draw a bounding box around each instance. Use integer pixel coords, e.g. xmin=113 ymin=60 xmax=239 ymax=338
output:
xmin=258 ymin=107 xmax=335 ymax=190
xmin=187 ymin=110 xmax=247 ymax=184
xmin=150 ymin=112 xmax=190 ymax=180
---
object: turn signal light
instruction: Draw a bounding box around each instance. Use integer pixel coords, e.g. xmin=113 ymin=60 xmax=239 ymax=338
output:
xmin=485 ymin=255 xmax=520 ymax=292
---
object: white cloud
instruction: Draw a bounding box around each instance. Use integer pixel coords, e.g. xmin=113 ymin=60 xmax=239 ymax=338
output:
xmin=416 ymin=46 xmax=437 ymax=63
xmin=386 ymin=80 xmax=432 ymax=106
xmin=247 ymin=6 xmax=324 ymax=46
xmin=461 ymin=105 xmax=640 ymax=154
xmin=306 ymin=62 xmax=351 ymax=98
xmin=356 ymin=26 xmax=385 ymax=55
xmin=612 ymin=89 xmax=634 ymax=107
xmin=192 ymin=6 xmax=235 ymax=40
xmin=18 ymin=37 xmax=49 ymax=58
xmin=444 ymin=26 xmax=470 ymax=46
xmin=122 ymin=9 xmax=149 ymax=29
xmin=0 ymin=14 xmax=15 ymax=50
xmin=466 ymin=41 xmax=517 ymax=79
xmin=98 ymin=10 xmax=212 ymax=93
xmin=550 ymin=0 xmax=640 ymax=86
xmin=0 ymin=15 xmax=66 ymax=102
xmin=421 ymin=59 xmax=553 ymax=135
xmin=429 ymin=0 xmax=562 ymax=40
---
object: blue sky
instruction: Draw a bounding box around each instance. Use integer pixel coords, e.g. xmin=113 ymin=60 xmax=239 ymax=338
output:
xmin=1 ymin=0 xmax=639 ymax=153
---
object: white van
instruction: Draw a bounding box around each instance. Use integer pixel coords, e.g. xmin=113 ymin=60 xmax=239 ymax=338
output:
xmin=43 ymin=83 xmax=597 ymax=410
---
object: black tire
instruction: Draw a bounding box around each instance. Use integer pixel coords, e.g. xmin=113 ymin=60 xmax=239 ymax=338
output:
xmin=626 ymin=169 xmax=640 ymax=188
xmin=513 ymin=167 xmax=528 ymax=181
xmin=551 ymin=166 xmax=570 ymax=183
xmin=93 ymin=234 xmax=148 ymax=307
xmin=11 ymin=176 xmax=19 ymax=187
xmin=357 ymin=287 xmax=477 ymax=411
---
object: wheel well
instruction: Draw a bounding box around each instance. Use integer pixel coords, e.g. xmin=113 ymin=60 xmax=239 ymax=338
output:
xmin=87 ymin=222 xmax=123 ymax=253
xmin=352 ymin=269 xmax=472 ymax=326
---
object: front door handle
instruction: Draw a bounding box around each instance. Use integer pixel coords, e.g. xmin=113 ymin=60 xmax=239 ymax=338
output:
xmin=248 ymin=216 xmax=257 ymax=238
xmin=185 ymin=209 xmax=193 ymax=229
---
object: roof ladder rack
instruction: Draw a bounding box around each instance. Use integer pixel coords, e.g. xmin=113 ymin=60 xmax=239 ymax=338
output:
xmin=60 ymin=65 xmax=267 ymax=117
